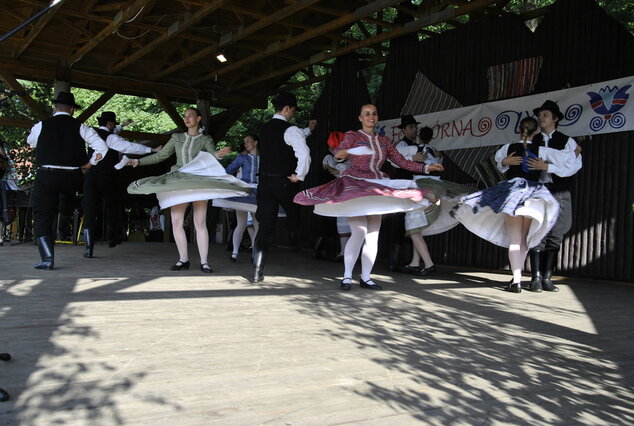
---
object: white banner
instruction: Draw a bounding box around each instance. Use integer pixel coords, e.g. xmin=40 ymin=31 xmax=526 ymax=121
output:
xmin=378 ymin=75 xmax=634 ymax=150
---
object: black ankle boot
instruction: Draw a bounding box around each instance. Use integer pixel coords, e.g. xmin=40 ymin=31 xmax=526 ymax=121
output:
xmin=83 ymin=229 xmax=94 ymax=258
xmin=529 ymin=249 xmax=543 ymax=292
xmin=252 ymin=248 xmax=265 ymax=283
xmin=542 ymin=249 xmax=560 ymax=292
xmin=34 ymin=236 xmax=54 ymax=270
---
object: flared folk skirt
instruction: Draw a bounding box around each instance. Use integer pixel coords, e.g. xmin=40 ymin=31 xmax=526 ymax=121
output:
xmin=451 ymin=177 xmax=559 ymax=248
xmin=294 ymin=175 xmax=432 ymax=217
xmin=128 ymin=152 xmax=252 ymax=209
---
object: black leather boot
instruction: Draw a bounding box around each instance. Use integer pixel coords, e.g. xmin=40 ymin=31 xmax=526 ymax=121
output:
xmin=529 ymin=249 xmax=543 ymax=292
xmin=252 ymin=248 xmax=265 ymax=283
xmin=313 ymin=236 xmax=324 ymax=260
xmin=542 ymin=249 xmax=560 ymax=292
xmin=107 ymin=226 xmax=120 ymax=248
xmin=83 ymin=229 xmax=94 ymax=258
xmin=288 ymin=230 xmax=301 ymax=251
xmin=34 ymin=236 xmax=54 ymax=270
xmin=389 ymin=243 xmax=401 ymax=272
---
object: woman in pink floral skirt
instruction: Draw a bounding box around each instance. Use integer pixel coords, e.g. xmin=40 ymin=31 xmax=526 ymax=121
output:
xmin=294 ymin=104 xmax=443 ymax=291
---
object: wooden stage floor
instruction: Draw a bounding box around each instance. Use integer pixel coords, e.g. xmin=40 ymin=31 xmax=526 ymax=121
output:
xmin=1 ymin=241 xmax=633 ymax=425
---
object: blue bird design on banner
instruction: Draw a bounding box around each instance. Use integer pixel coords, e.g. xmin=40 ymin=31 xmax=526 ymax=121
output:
xmin=587 ymin=85 xmax=630 ymax=119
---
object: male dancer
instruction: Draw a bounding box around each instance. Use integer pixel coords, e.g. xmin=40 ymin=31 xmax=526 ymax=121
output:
xmin=527 ymin=100 xmax=582 ymax=292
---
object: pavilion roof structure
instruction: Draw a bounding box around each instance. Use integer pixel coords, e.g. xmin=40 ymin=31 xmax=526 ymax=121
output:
xmin=0 ymin=0 xmax=550 ymax=134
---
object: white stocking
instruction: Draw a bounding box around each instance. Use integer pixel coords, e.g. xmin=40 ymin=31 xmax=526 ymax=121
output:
xmin=192 ymin=200 xmax=209 ymax=265
xmin=232 ymin=210 xmax=248 ymax=255
xmin=505 ymin=215 xmax=526 ymax=284
xmin=343 ymin=216 xmax=367 ymax=279
xmin=411 ymin=233 xmax=433 ymax=268
xmin=170 ymin=204 xmax=189 ymax=262
xmin=360 ymin=215 xmax=382 ymax=281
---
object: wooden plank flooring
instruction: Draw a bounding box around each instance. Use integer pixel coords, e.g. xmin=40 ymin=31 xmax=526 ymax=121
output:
xmin=1 ymin=242 xmax=633 ymax=425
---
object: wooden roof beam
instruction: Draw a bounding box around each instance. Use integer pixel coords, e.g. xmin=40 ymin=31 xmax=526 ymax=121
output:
xmin=109 ymin=0 xmax=231 ymax=73
xmin=150 ymin=0 xmax=320 ymax=80
xmin=0 ymin=117 xmax=36 ymax=129
xmin=519 ymin=5 xmax=553 ymax=21
xmin=194 ymin=0 xmax=405 ymax=85
xmin=76 ymin=90 xmax=116 ymax=123
xmin=64 ymin=0 xmax=152 ymax=67
xmin=0 ymin=70 xmax=45 ymax=120
xmin=13 ymin=0 xmax=66 ymax=58
xmin=154 ymin=93 xmax=186 ymax=131
xmin=0 ymin=57 xmax=255 ymax=108
xmin=233 ymin=0 xmax=499 ymax=90
xmin=308 ymin=4 xmax=398 ymax=29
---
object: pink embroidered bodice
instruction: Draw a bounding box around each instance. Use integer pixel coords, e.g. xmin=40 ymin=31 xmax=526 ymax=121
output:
xmin=335 ymin=130 xmax=424 ymax=180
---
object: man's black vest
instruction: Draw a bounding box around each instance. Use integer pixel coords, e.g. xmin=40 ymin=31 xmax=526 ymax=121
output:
xmin=36 ymin=115 xmax=88 ymax=167
xmin=392 ymin=137 xmax=416 ymax=180
xmin=88 ymin=128 xmax=118 ymax=174
xmin=504 ymin=142 xmax=541 ymax=182
xmin=259 ymin=118 xmax=296 ymax=176
xmin=533 ymin=130 xmax=574 ymax=192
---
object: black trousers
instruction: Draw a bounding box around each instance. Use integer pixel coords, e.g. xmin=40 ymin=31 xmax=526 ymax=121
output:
xmin=534 ymin=189 xmax=572 ymax=251
xmin=32 ymin=168 xmax=83 ymax=239
xmin=254 ymin=175 xmax=301 ymax=252
xmin=82 ymin=170 xmax=120 ymax=233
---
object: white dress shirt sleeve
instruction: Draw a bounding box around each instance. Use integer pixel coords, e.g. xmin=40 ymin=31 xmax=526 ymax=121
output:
xmin=106 ymin=133 xmax=152 ymax=155
xmin=396 ymin=142 xmax=418 ymax=161
xmin=539 ymin=138 xmax=582 ymax=178
xmin=284 ymin=125 xmax=311 ymax=181
xmin=80 ymin=124 xmax=109 ymax=165
xmin=494 ymin=143 xmax=512 ymax=173
xmin=302 ymin=127 xmax=312 ymax=138
xmin=26 ymin=122 xmax=43 ymax=147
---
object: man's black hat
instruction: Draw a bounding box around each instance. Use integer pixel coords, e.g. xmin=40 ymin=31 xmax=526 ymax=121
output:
xmin=533 ymin=100 xmax=564 ymax=121
xmin=272 ymin=92 xmax=301 ymax=111
xmin=397 ymin=115 xmax=420 ymax=129
xmin=98 ymin=111 xmax=119 ymax=125
xmin=52 ymin=91 xmax=81 ymax=109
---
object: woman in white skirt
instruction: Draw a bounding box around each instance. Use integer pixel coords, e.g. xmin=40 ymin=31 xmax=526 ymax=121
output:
xmin=126 ymin=108 xmax=251 ymax=273
xmin=221 ymin=133 xmax=260 ymax=262
xmin=452 ymin=117 xmax=559 ymax=293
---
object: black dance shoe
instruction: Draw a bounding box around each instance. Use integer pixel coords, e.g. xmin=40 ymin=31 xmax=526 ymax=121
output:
xmin=230 ymin=253 xmax=238 ymax=262
xmin=200 ymin=263 xmax=213 ymax=273
xmin=340 ymin=277 xmax=352 ymax=291
xmin=416 ymin=265 xmax=436 ymax=276
xmin=359 ymin=278 xmax=383 ymax=290
xmin=506 ymin=282 xmax=522 ymax=293
xmin=399 ymin=265 xmax=419 ymax=275
xmin=169 ymin=260 xmax=190 ymax=271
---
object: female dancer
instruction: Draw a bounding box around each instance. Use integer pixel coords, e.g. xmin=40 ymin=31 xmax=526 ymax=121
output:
xmin=222 ymin=133 xmax=260 ymax=262
xmin=126 ymin=107 xmax=251 ymax=272
xmin=401 ymin=126 xmax=473 ymax=276
xmin=295 ymin=104 xmax=443 ymax=291
xmin=451 ymin=117 xmax=559 ymax=293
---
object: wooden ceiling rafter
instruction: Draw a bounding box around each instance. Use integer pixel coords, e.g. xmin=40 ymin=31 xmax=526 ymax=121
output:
xmin=64 ymin=0 xmax=153 ymax=67
xmin=75 ymin=89 xmax=116 ymax=122
xmin=233 ymin=0 xmax=500 ymax=91
xmin=108 ymin=0 xmax=231 ymax=73
xmin=193 ymin=0 xmax=405 ymax=85
xmin=154 ymin=92 xmax=186 ymax=131
xmin=13 ymin=0 xmax=66 ymax=59
xmin=150 ymin=0 xmax=320 ymax=80
xmin=0 ymin=70 xmax=45 ymax=120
